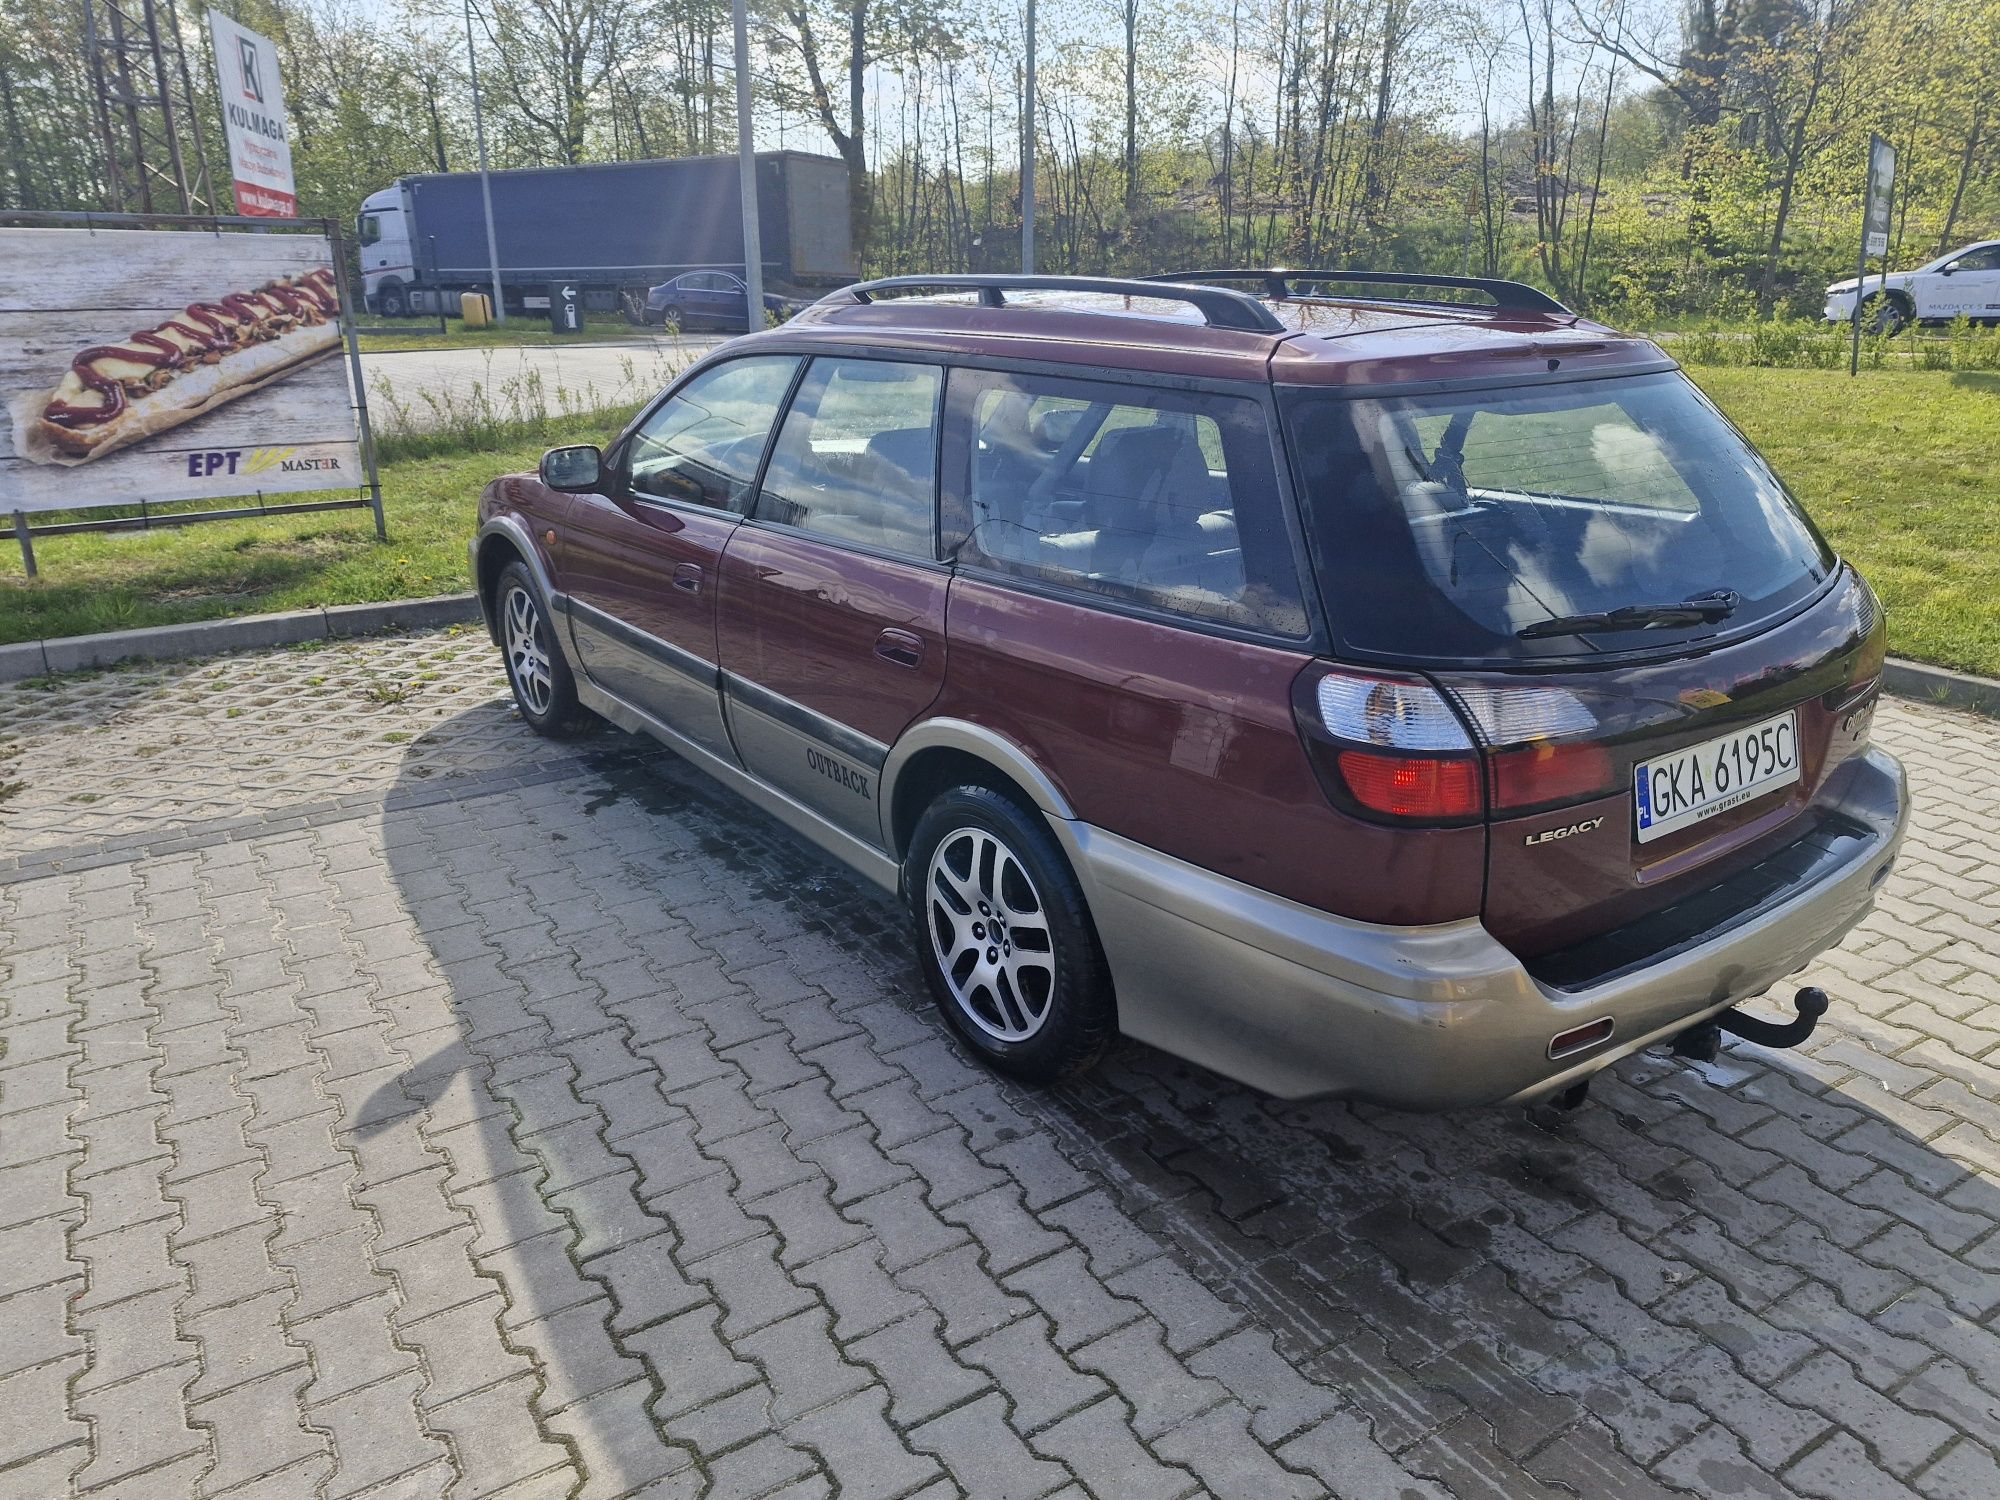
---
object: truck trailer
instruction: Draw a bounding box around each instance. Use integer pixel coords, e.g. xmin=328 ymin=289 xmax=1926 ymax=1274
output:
xmin=356 ymin=151 xmax=855 ymax=319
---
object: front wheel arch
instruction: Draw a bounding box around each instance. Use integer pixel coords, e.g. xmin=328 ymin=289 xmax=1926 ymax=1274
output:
xmin=475 ymin=531 xmax=530 ymax=645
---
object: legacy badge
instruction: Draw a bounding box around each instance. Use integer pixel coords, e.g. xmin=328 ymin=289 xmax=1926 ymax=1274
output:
xmin=1524 ymin=816 xmax=1605 ymax=846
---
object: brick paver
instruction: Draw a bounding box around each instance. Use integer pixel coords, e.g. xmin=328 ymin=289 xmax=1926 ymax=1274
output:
xmin=3 ymin=629 xmax=1998 ymax=1498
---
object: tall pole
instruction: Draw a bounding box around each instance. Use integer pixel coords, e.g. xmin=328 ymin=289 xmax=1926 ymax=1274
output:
xmin=1849 ymin=199 xmax=1868 ymax=378
xmin=1021 ymin=0 xmax=1036 ymax=273
xmin=733 ymin=0 xmax=763 ymax=328
xmin=464 ymin=0 xmax=506 ymax=324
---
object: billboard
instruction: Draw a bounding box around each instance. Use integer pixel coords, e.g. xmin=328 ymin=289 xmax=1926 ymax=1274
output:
xmin=0 ymin=227 xmax=363 ymax=515
xmin=208 ymin=10 xmax=297 ymax=217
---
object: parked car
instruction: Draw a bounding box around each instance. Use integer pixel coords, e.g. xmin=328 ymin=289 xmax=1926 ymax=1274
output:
xmin=472 ymin=271 xmax=1907 ymax=1111
xmin=640 ymin=270 xmax=811 ymax=331
xmin=1823 ymin=239 xmax=2000 ymax=333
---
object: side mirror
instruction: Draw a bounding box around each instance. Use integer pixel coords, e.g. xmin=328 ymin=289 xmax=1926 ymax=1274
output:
xmin=1940 ymin=265 xmax=1957 ymax=276
xmin=540 ymin=444 xmax=603 ymax=493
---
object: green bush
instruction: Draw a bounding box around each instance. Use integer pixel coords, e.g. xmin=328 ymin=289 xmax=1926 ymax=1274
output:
xmin=1662 ymin=313 xmax=1996 ymax=372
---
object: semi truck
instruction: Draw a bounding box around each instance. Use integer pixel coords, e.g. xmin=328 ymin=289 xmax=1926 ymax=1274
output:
xmin=356 ymin=151 xmax=855 ymax=319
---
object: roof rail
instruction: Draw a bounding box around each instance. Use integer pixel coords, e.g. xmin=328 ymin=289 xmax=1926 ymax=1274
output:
xmin=1148 ymin=269 xmax=1571 ymax=316
xmin=823 ymin=274 xmax=1288 ymax=334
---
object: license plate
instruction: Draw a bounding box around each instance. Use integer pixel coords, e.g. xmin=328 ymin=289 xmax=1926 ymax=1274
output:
xmin=1634 ymin=711 xmax=1800 ymax=844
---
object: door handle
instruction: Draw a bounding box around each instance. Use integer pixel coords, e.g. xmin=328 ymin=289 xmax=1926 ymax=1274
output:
xmin=875 ymin=628 xmax=925 ymax=669
xmin=673 ymin=562 xmax=703 ymax=594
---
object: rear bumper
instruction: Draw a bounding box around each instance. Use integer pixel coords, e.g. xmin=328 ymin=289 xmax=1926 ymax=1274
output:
xmin=1059 ymin=746 xmax=1906 ymax=1109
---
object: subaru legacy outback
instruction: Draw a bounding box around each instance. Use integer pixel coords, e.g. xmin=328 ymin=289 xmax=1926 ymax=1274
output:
xmin=471 ymin=270 xmax=1907 ymax=1111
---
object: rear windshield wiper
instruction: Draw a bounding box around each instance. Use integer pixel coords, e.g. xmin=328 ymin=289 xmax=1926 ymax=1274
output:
xmin=1517 ymin=593 xmax=1739 ymax=640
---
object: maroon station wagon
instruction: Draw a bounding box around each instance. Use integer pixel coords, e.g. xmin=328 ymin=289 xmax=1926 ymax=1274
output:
xmin=471 ymin=271 xmax=1908 ymax=1112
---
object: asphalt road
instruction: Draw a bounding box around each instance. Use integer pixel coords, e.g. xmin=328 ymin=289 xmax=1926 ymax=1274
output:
xmin=358 ymin=335 xmax=726 ymax=434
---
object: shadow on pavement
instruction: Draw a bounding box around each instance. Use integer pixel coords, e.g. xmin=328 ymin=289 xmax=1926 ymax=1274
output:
xmin=360 ymin=699 xmax=2000 ymax=1496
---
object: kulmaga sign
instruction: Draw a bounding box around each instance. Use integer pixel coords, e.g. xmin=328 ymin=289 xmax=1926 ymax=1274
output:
xmin=208 ymin=10 xmax=297 ymax=217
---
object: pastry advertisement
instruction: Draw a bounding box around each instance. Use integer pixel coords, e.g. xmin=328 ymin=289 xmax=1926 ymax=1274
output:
xmin=1 ymin=226 xmax=364 ymax=514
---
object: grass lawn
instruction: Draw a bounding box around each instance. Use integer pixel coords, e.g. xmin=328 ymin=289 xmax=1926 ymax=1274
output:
xmin=0 ymin=417 xmax=622 ymax=645
xmin=356 ymin=315 xmax=656 ymax=352
xmin=2 ymin=366 xmax=1993 ymax=678
xmin=1686 ymin=366 xmax=1999 ymax=678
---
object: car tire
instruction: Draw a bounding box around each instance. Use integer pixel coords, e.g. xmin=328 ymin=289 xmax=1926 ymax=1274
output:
xmin=659 ymin=304 xmax=683 ymax=334
xmin=378 ymin=281 xmax=407 ymax=318
xmin=905 ymin=785 xmax=1115 ymax=1084
xmin=495 ymin=561 xmax=595 ymax=738
xmin=1867 ymin=296 xmax=1911 ymax=336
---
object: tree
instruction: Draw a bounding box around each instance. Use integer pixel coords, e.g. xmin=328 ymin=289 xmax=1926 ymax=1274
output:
xmin=1743 ymin=0 xmax=1864 ymax=312
xmin=762 ymin=0 xmax=874 ymax=251
xmin=465 ymin=0 xmax=646 ymax=165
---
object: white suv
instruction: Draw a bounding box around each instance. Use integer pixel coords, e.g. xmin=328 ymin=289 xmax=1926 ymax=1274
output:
xmin=1824 ymin=240 xmax=2000 ymax=333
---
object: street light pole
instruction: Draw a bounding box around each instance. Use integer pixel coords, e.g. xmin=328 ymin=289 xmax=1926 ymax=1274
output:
xmin=464 ymin=0 xmax=506 ymax=324
xmin=1021 ymin=0 xmax=1036 ymax=274
xmin=733 ymin=0 xmax=763 ymax=326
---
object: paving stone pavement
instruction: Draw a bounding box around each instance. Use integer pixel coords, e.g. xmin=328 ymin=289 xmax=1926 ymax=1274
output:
xmin=4 ymin=629 xmax=2000 ymax=1500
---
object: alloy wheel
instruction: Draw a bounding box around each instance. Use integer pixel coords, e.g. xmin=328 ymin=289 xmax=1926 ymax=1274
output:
xmin=502 ymin=585 xmax=554 ymax=717
xmin=925 ymin=826 xmax=1056 ymax=1042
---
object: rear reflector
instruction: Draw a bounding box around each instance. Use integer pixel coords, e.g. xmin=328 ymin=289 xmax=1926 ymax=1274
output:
xmin=1336 ymin=750 xmax=1482 ymax=821
xmin=1547 ymin=1016 xmax=1615 ymax=1060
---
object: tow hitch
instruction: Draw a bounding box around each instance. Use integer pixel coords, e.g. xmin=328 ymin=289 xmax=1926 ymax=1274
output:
xmin=1672 ymin=985 xmax=1829 ymax=1063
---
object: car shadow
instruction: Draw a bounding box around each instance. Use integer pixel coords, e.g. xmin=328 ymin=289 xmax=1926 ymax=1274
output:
xmin=360 ymin=702 xmax=1999 ymax=1488
xmin=1948 ymin=371 xmax=2000 ymax=395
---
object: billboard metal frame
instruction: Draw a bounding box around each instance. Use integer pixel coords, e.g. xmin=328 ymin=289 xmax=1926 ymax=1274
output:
xmin=2 ymin=210 xmax=385 ymax=578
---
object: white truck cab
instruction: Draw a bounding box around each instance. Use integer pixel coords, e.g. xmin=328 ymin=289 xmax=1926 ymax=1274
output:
xmin=1824 ymin=240 xmax=2000 ymax=333
xmin=357 ymin=185 xmax=417 ymax=316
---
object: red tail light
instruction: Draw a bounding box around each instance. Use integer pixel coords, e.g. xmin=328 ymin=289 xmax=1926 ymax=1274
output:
xmin=1489 ymin=741 xmax=1616 ymax=813
xmin=1337 ymin=751 xmax=1483 ymax=820
xmin=1294 ymin=666 xmax=1484 ymax=825
xmin=1297 ymin=663 xmax=1622 ymax=825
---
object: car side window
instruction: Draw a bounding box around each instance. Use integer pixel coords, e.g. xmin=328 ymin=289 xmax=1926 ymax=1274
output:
xmin=753 ymin=358 xmax=942 ymax=558
xmin=948 ymin=370 xmax=1310 ymax=637
xmin=624 ymin=356 xmax=800 ymax=513
xmin=1948 ymin=247 xmax=2000 ymax=272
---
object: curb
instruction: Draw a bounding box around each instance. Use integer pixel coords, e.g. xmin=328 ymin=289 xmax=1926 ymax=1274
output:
xmin=0 ymin=593 xmax=482 ymax=683
xmin=1882 ymin=657 xmax=2000 ymax=719
xmin=2 ymin=603 xmax=1996 ymax=721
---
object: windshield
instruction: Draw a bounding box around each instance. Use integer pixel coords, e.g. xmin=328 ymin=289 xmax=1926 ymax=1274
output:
xmin=1281 ymin=371 xmax=1835 ymax=665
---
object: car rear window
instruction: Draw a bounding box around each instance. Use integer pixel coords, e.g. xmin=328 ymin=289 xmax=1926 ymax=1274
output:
xmin=1280 ymin=371 xmax=1835 ymax=666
